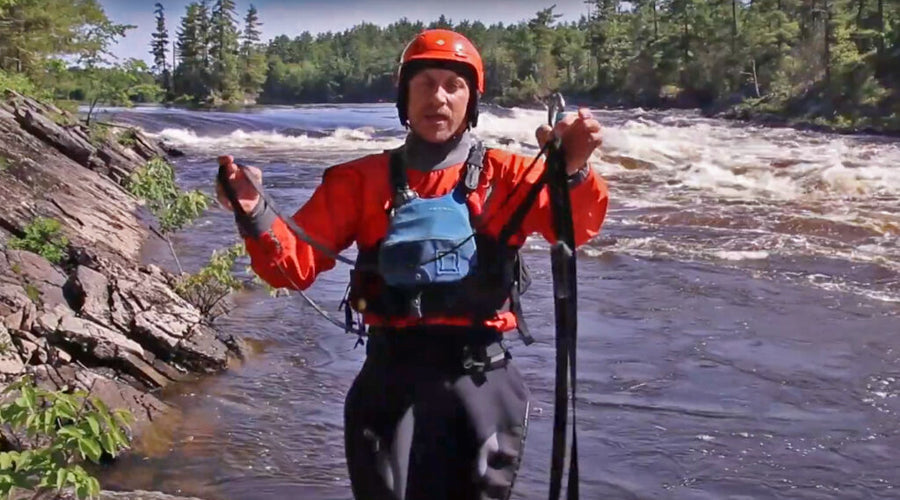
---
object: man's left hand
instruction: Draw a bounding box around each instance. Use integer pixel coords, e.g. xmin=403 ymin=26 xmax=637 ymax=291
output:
xmin=535 ymin=107 xmax=603 ymax=175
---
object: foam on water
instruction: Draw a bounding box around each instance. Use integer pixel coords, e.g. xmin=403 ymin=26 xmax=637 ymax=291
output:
xmin=145 ymin=106 xmax=900 ymax=202
xmin=151 ymin=126 xmax=401 ymax=153
xmin=127 ymin=103 xmax=900 ymax=301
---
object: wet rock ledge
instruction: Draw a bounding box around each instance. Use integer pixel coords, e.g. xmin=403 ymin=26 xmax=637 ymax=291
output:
xmin=0 ymin=91 xmax=244 ymax=448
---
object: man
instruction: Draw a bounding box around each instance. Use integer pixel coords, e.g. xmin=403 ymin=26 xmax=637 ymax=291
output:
xmin=217 ymin=29 xmax=608 ymax=500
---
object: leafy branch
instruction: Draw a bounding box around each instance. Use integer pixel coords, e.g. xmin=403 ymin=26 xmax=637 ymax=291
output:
xmin=126 ymin=157 xmax=209 ymax=274
xmin=174 ymin=243 xmax=246 ymax=321
xmin=0 ymin=376 xmax=134 ymax=500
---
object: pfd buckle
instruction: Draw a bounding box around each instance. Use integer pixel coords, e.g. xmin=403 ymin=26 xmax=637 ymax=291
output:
xmin=462 ymin=346 xmax=485 ymax=374
xmin=464 ymin=160 xmax=481 ymax=191
xmin=409 ymin=294 xmax=423 ymax=319
xmin=462 ymin=343 xmax=509 ymax=375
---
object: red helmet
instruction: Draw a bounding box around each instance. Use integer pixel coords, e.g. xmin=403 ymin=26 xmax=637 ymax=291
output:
xmin=396 ymin=29 xmax=484 ymax=128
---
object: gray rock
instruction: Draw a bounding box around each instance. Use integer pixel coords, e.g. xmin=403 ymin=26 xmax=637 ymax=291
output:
xmin=64 ymin=265 xmax=111 ymax=324
xmin=0 ymin=91 xmax=242 ymax=452
xmin=23 ymin=490 xmax=210 ymax=500
xmin=12 ymin=328 xmax=45 ymax=365
xmin=31 ymin=364 xmax=172 ymax=433
xmin=0 ymin=324 xmax=24 ymax=375
xmin=7 ymin=250 xmax=66 ymax=287
xmin=39 ymin=310 xmax=146 ymax=360
xmin=0 ymin=283 xmax=37 ymax=331
xmin=13 ymin=103 xmax=95 ymax=166
xmin=5 ymin=250 xmax=68 ymax=311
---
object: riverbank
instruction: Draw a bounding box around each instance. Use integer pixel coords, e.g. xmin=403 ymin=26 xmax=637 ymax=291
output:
xmin=0 ymin=91 xmax=245 ymax=499
xmin=711 ymin=100 xmax=900 ymax=138
xmin=134 ymin=90 xmax=900 ymax=139
xmin=490 ymin=90 xmax=900 ymax=138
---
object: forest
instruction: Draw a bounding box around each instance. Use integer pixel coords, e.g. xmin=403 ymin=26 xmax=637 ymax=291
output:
xmin=1 ymin=0 xmax=898 ymax=131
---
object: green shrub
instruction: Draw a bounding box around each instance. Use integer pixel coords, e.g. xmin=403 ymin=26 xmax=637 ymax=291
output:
xmin=127 ymin=157 xmax=209 ymax=234
xmin=116 ymin=129 xmax=138 ymax=147
xmin=86 ymin=123 xmax=111 ymax=146
xmin=127 ymin=157 xmax=210 ymax=274
xmin=174 ymin=243 xmax=246 ymax=319
xmin=9 ymin=217 xmax=69 ymax=264
xmin=0 ymin=376 xmax=134 ymax=499
xmin=0 ymin=71 xmax=49 ymax=101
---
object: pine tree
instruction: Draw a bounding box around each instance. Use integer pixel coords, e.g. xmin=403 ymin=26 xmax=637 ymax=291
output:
xmin=197 ymin=0 xmax=213 ymax=88
xmin=150 ymin=2 xmax=171 ymax=94
xmin=587 ymin=1 xmax=628 ymax=93
xmin=174 ymin=2 xmax=208 ymax=100
xmin=210 ymin=0 xmax=241 ymax=102
xmin=240 ymin=4 xmax=266 ymax=99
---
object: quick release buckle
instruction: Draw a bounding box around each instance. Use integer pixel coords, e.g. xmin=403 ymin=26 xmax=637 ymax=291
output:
xmin=462 ymin=343 xmax=508 ymax=374
xmin=464 ymin=161 xmax=481 ymax=191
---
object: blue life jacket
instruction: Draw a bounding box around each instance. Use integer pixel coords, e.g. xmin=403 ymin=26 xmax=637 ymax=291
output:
xmin=346 ymin=141 xmax=534 ymax=344
xmin=377 ymin=162 xmax=478 ymax=287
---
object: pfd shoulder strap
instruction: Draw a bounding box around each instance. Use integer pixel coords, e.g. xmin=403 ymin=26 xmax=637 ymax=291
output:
xmin=388 ymin=148 xmax=417 ymax=210
xmin=389 ymin=141 xmax=486 ymax=205
xmin=462 ymin=140 xmax=485 ymax=193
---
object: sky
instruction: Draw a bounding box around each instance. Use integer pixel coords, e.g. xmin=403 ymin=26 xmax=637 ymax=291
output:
xmin=100 ymin=0 xmax=593 ymax=65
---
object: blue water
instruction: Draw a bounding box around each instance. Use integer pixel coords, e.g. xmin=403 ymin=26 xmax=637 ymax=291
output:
xmin=96 ymin=105 xmax=900 ymax=500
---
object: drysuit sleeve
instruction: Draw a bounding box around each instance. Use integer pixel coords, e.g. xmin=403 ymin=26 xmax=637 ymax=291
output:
xmin=238 ymin=165 xmax=362 ymax=290
xmin=491 ymin=152 xmax=609 ymax=248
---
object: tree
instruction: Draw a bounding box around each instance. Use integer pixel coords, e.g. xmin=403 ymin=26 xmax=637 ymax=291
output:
xmin=429 ymin=14 xmax=453 ymax=29
xmin=81 ymin=60 xmax=162 ymax=125
xmin=587 ymin=1 xmax=629 ymax=93
xmin=197 ymin=0 xmax=212 ymax=77
xmin=209 ymin=0 xmax=241 ymax=102
xmin=174 ymin=2 xmax=210 ymax=101
xmin=0 ymin=0 xmax=131 ymax=76
xmin=240 ymin=4 xmax=266 ymax=99
xmin=151 ymin=2 xmax=171 ymax=94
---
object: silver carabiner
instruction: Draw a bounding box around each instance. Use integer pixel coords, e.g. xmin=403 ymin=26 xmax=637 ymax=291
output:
xmin=547 ymin=92 xmax=566 ymax=127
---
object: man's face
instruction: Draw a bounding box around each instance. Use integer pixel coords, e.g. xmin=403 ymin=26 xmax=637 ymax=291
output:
xmin=406 ymin=67 xmax=471 ymax=143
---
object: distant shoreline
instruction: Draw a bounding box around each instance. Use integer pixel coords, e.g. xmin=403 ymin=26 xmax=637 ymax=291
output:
xmin=88 ymin=97 xmax=900 ymax=139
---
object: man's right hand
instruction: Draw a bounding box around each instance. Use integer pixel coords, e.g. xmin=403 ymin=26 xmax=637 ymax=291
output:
xmin=216 ymin=155 xmax=262 ymax=214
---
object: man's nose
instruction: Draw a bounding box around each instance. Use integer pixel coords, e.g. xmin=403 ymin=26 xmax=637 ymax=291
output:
xmin=429 ymin=85 xmax=449 ymax=105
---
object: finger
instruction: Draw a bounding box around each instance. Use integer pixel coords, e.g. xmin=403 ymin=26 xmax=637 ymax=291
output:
xmin=215 ymin=182 xmax=233 ymax=210
xmin=217 ymin=154 xmax=234 ymax=168
xmin=244 ymin=165 xmax=262 ymax=185
xmin=583 ymin=119 xmax=602 ymax=134
xmin=536 ymin=124 xmax=552 ymax=147
xmin=553 ymin=113 xmax=576 ymax=137
xmin=218 ymin=155 xmax=247 ymax=182
xmin=578 ymin=107 xmax=593 ymax=120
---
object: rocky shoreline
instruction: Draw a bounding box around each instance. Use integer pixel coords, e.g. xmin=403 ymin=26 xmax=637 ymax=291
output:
xmin=0 ymin=91 xmax=243 ymax=499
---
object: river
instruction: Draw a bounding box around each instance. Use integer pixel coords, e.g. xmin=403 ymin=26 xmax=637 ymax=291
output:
xmin=95 ymin=104 xmax=899 ymax=499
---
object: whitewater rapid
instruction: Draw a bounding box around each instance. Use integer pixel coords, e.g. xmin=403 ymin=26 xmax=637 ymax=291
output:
xmin=122 ymin=105 xmax=900 ymax=303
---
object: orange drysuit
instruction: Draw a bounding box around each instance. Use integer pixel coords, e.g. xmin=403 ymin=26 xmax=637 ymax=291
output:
xmin=242 ymin=147 xmax=609 ymax=332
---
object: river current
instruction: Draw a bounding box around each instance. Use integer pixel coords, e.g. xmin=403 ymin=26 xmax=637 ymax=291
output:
xmin=96 ymin=104 xmax=899 ymax=499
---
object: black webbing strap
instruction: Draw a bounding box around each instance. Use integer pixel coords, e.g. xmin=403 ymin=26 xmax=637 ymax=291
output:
xmin=545 ymin=142 xmax=579 ymax=500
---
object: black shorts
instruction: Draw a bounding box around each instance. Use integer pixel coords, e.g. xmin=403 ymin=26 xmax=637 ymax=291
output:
xmin=344 ymin=329 xmax=531 ymax=500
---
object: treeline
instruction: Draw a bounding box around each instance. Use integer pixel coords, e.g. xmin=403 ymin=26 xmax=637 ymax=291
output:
xmin=153 ymin=0 xmax=267 ymax=105
xmin=156 ymin=0 xmax=899 ymax=129
xmin=1 ymin=1 xmax=898 ymax=131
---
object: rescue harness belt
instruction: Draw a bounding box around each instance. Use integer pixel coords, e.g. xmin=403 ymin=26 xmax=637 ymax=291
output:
xmin=215 ymin=92 xmax=580 ymax=499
